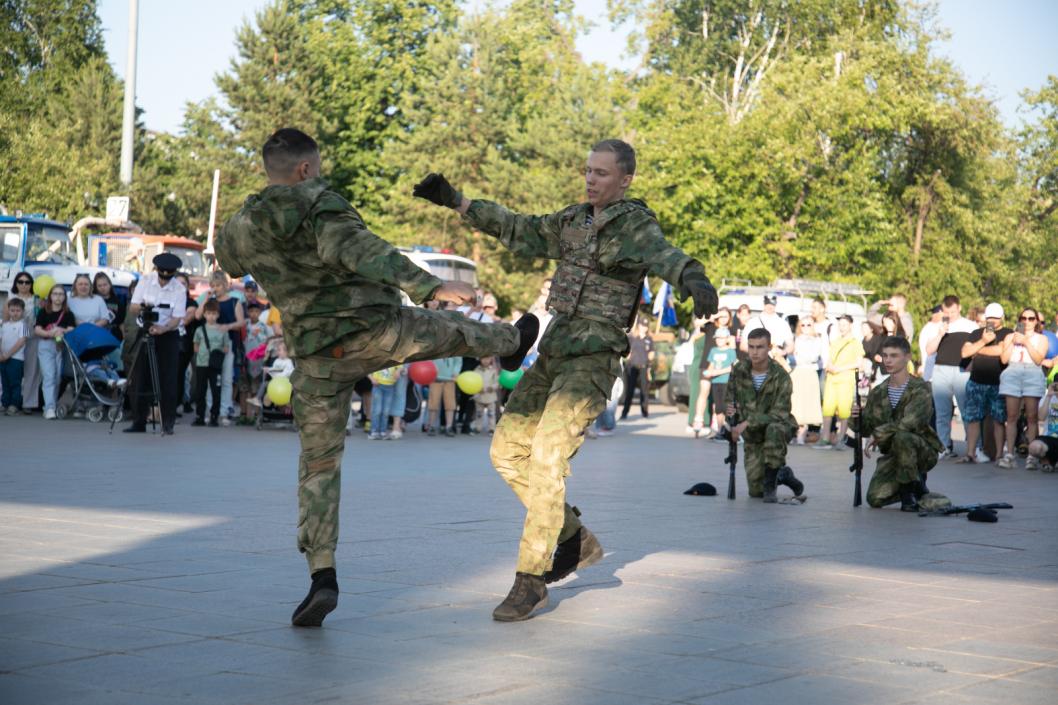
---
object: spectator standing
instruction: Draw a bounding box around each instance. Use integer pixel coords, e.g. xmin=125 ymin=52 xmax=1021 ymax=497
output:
xmin=869 ymin=294 xmax=915 ymax=341
xmin=68 ymin=273 xmax=110 ymax=327
xmin=175 ymin=273 xmax=199 ymax=414
xmin=815 ymin=315 xmax=863 ymax=449
xmin=998 ymin=307 xmax=1049 ymax=469
xmin=1038 ymin=381 xmax=1058 ymax=438
xmin=92 ymin=273 xmax=127 ymax=342
xmin=34 ymin=284 xmax=75 ymax=419
xmin=959 ymin=303 xmax=1011 ymax=464
xmin=197 ymin=271 xmax=245 ymax=425
xmin=240 ymin=302 xmax=273 ymax=418
xmin=733 ymin=304 xmax=751 ymax=362
xmin=742 ymin=295 xmax=792 ymax=357
xmin=388 ymin=363 xmax=409 ymax=439
xmin=427 ymin=356 xmax=461 ymax=436
xmin=621 ymin=319 xmax=654 ymax=419
xmin=475 ymin=355 xmax=500 ymax=434
xmin=1 ymin=298 xmax=29 ymax=414
xmin=9 ymin=272 xmax=42 ymax=413
xmin=367 ymin=364 xmax=401 ymax=439
xmin=790 ymin=318 xmax=824 ymax=444
xmin=699 ymin=327 xmax=737 ymax=436
xmin=685 ymin=318 xmax=708 ymax=432
xmin=862 ymin=319 xmax=885 ymax=381
xmin=917 ymin=305 xmax=943 ymax=381
xmin=191 ymin=300 xmax=230 ymax=427
xmin=925 ymin=295 xmax=977 ymax=457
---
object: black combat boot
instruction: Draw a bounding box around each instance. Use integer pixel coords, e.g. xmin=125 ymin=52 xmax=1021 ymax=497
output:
xmin=544 ymin=526 xmax=604 ymax=584
xmin=291 ymin=568 xmax=339 ymax=627
xmin=492 ymin=572 xmax=548 ymax=622
xmin=899 ymin=484 xmax=919 ymax=512
xmin=915 ymin=472 xmax=929 ymax=499
xmin=776 ymin=466 xmax=805 ymax=497
xmin=500 ymin=314 xmax=540 ymax=372
xmin=762 ymin=466 xmax=779 ymax=503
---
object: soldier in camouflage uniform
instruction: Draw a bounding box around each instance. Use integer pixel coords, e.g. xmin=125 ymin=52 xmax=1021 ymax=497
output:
xmin=725 ymin=328 xmax=805 ymax=502
xmin=215 ymin=129 xmax=538 ymax=627
xmin=851 ymin=336 xmax=943 ymax=511
xmin=413 ymin=139 xmax=718 ymax=621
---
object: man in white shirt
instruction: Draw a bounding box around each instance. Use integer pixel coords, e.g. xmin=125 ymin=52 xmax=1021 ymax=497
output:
xmin=125 ymin=253 xmax=188 ymax=435
xmin=924 ymin=295 xmax=977 ymax=456
xmin=742 ymin=295 xmax=792 ymax=358
xmin=917 ymin=306 xmax=943 ymax=382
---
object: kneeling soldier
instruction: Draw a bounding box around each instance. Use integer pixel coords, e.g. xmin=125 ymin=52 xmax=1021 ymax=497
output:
xmin=852 ymin=336 xmax=943 ymax=511
xmin=726 ymin=329 xmax=805 ymax=502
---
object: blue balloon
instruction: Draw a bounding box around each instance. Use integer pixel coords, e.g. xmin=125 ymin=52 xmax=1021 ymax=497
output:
xmin=1044 ymin=330 xmax=1058 ymax=358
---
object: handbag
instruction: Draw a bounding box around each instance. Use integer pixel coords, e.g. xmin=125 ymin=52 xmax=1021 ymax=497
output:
xmin=202 ymin=327 xmax=226 ymax=371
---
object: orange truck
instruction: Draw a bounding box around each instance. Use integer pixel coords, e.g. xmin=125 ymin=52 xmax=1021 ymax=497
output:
xmin=87 ymin=233 xmax=212 ymax=297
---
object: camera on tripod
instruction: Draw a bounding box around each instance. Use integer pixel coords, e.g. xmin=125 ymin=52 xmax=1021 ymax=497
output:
xmin=138 ymin=303 xmax=169 ymax=330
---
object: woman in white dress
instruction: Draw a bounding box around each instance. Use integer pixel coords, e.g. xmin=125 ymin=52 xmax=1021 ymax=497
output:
xmin=790 ymin=318 xmax=824 ymax=444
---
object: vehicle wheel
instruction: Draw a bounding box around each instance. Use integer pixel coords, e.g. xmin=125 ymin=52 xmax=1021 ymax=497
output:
xmin=676 ymin=400 xmax=689 ymax=413
xmin=660 ymin=383 xmax=675 ymax=407
xmin=55 ymin=405 xmax=67 ymax=419
xmin=87 ymin=407 xmax=105 ymax=423
xmin=108 ymin=407 xmax=124 ymax=423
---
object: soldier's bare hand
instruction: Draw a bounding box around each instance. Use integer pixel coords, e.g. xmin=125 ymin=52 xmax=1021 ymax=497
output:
xmin=432 ymin=281 xmax=476 ymax=306
xmin=731 ymin=420 xmax=749 ymax=441
xmin=864 ymin=438 xmax=878 ymax=459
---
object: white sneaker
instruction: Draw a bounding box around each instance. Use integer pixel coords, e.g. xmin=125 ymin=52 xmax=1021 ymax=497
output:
xmin=997 ymin=454 xmax=1014 ymax=469
xmin=43 ymin=408 xmax=57 ymax=420
xmin=220 ymin=417 xmax=232 ymax=427
xmin=974 ymin=448 xmax=991 ymax=464
xmin=1026 ymin=455 xmax=1040 ymax=471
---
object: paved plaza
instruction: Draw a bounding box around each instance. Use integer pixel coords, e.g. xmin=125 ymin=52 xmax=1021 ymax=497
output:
xmin=2 ymin=407 xmax=1057 ymax=705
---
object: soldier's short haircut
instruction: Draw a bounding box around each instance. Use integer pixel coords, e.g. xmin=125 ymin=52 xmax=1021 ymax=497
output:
xmin=747 ymin=328 xmax=771 ymax=344
xmin=881 ymin=335 xmax=911 ymax=354
xmin=263 ymin=128 xmax=319 ymax=176
xmin=591 ymin=139 xmax=636 ymax=175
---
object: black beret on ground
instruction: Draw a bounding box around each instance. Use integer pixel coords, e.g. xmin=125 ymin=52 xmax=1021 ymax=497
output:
xmin=684 ymin=482 xmax=717 ymax=496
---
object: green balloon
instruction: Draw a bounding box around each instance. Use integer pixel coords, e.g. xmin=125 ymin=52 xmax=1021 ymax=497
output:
xmin=499 ymin=368 xmax=524 ymax=390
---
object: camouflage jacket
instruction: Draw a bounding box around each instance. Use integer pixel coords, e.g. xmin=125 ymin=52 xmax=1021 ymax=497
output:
xmin=216 ymin=178 xmax=442 ymax=357
xmin=853 ymin=375 xmax=943 ymax=452
xmin=725 ymin=359 xmax=796 ymax=432
xmin=463 ymin=198 xmax=705 ymax=356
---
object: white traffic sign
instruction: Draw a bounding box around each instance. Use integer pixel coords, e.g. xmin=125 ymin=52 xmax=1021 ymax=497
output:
xmin=106 ymin=196 xmax=130 ymax=222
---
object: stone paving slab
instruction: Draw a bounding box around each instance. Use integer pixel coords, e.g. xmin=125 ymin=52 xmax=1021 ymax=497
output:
xmin=2 ymin=407 xmax=1057 ymax=704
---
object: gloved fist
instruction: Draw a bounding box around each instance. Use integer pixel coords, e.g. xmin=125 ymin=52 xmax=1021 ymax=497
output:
xmin=684 ymin=278 xmax=719 ymax=319
xmin=412 ymin=173 xmax=463 ymax=209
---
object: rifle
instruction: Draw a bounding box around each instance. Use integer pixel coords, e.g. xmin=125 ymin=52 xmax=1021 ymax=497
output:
xmin=918 ymin=502 xmax=1013 ymax=517
xmin=724 ymin=401 xmax=738 ymax=500
xmin=849 ymin=370 xmax=863 ymax=507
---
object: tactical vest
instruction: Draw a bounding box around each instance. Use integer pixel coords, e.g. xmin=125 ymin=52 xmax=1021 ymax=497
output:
xmin=546 ymin=201 xmax=647 ymax=329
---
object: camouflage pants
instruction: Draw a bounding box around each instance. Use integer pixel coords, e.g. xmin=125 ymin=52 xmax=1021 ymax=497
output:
xmin=490 ymin=351 xmax=620 ymax=575
xmin=743 ymin=422 xmax=791 ymax=498
xmin=866 ymin=430 xmax=939 ymax=508
xmin=291 ymin=308 xmax=519 ymax=573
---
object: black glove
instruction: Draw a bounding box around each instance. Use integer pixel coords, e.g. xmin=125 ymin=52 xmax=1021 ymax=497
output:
xmin=412 ymin=173 xmax=463 ymax=209
xmin=681 ymin=269 xmax=719 ymax=319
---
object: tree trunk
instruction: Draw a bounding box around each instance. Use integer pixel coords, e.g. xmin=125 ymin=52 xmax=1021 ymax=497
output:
xmin=912 ymin=170 xmax=941 ymax=262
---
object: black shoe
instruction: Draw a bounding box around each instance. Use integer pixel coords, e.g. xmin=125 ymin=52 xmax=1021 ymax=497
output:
xmin=500 ymin=314 xmax=539 ymax=372
xmin=191 ymin=418 xmax=205 ymax=427
xmin=162 ymin=426 xmax=175 ymax=436
xmin=182 ymin=403 xmax=194 ymax=414
xmin=123 ymin=424 xmax=146 ymax=433
xmin=291 ymin=568 xmax=339 ymax=627
xmin=492 ymin=572 xmax=548 ymax=622
xmin=444 ymin=426 xmax=457 ymax=437
xmin=776 ymin=466 xmax=805 ymax=497
xmin=619 ymin=413 xmax=628 ymax=421
xmin=544 ymin=526 xmax=604 ymax=584
xmin=642 ymin=410 xmax=649 ymax=418
xmin=427 ymin=427 xmax=437 ymax=437
xmin=208 ymin=418 xmax=219 ymax=428
xmin=899 ymin=484 xmax=919 ymax=512
xmin=762 ymin=466 xmax=779 ymax=503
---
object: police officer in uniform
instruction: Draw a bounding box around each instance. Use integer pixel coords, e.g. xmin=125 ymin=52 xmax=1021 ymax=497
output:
xmin=415 ymin=139 xmax=718 ymax=621
xmin=124 ymin=252 xmax=187 ymax=435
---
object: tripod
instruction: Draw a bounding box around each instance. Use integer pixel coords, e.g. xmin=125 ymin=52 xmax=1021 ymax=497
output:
xmin=110 ymin=327 xmax=162 ymax=434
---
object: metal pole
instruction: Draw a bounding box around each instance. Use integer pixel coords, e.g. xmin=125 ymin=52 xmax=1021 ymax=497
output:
xmin=119 ymin=0 xmax=139 ymax=187
xmin=205 ymin=169 xmax=220 ymax=254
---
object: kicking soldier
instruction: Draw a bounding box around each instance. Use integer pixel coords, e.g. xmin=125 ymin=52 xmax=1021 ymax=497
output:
xmin=725 ymin=328 xmax=806 ymax=503
xmin=851 ymin=336 xmax=943 ymax=511
xmin=215 ymin=129 xmax=537 ymax=627
xmin=414 ymin=139 xmax=718 ymax=621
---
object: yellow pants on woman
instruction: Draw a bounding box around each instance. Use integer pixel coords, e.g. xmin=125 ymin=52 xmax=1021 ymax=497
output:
xmin=822 ymin=372 xmax=855 ymax=419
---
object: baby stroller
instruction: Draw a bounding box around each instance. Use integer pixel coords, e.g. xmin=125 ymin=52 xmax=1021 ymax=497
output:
xmin=57 ymin=323 xmax=125 ymax=423
xmin=252 ymin=344 xmax=296 ymax=431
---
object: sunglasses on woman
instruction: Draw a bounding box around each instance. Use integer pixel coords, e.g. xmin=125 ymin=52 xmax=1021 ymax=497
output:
xmin=1020 ymin=316 xmax=1037 ymax=321
xmin=15 ymin=279 xmax=31 ymax=285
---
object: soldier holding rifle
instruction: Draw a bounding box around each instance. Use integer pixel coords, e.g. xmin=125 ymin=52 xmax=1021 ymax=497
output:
xmin=725 ymin=328 xmax=806 ymax=503
xmin=851 ymin=336 xmax=943 ymax=511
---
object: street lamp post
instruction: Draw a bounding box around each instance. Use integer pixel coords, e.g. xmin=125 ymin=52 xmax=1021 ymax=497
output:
xmin=119 ymin=0 xmax=139 ymax=187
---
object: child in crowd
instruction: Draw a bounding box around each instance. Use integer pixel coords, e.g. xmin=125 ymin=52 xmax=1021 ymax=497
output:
xmin=1039 ymin=381 xmax=1058 ymax=437
xmin=258 ymin=339 xmax=295 ymax=410
xmin=428 ymin=356 xmax=462 ymax=437
xmin=240 ymin=302 xmax=273 ymax=417
xmin=1 ymin=298 xmax=29 ymax=414
xmin=704 ymin=328 xmax=738 ymax=436
xmin=192 ymin=300 xmax=231 ymax=427
xmin=34 ymin=284 xmax=76 ymax=419
xmin=368 ymin=364 xmax=402 ymax=439
xmin=475 ymin=356 xmax=500 ymax=434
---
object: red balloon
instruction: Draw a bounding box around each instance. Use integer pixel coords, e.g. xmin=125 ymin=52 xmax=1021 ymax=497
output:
xmin=408 ymin=360 xmax=438 ymax=386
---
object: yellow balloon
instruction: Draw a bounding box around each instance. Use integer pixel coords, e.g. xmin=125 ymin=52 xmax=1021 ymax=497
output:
xmin=33 ymin=274 xmax=56 ymax=299
xmin=456 ymin=370 xmax=484 ymax=395
xmin=267 ymin=376 xmax=293 ymax=406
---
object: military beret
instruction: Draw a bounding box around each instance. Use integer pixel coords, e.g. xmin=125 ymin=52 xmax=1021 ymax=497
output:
xmin=967 ymin=508 xmax=998 ymax=523
xmin=684 ymin=482 xmax=717 ymax=496
xmin=153 ymin=252 xmax=182 ymax=271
